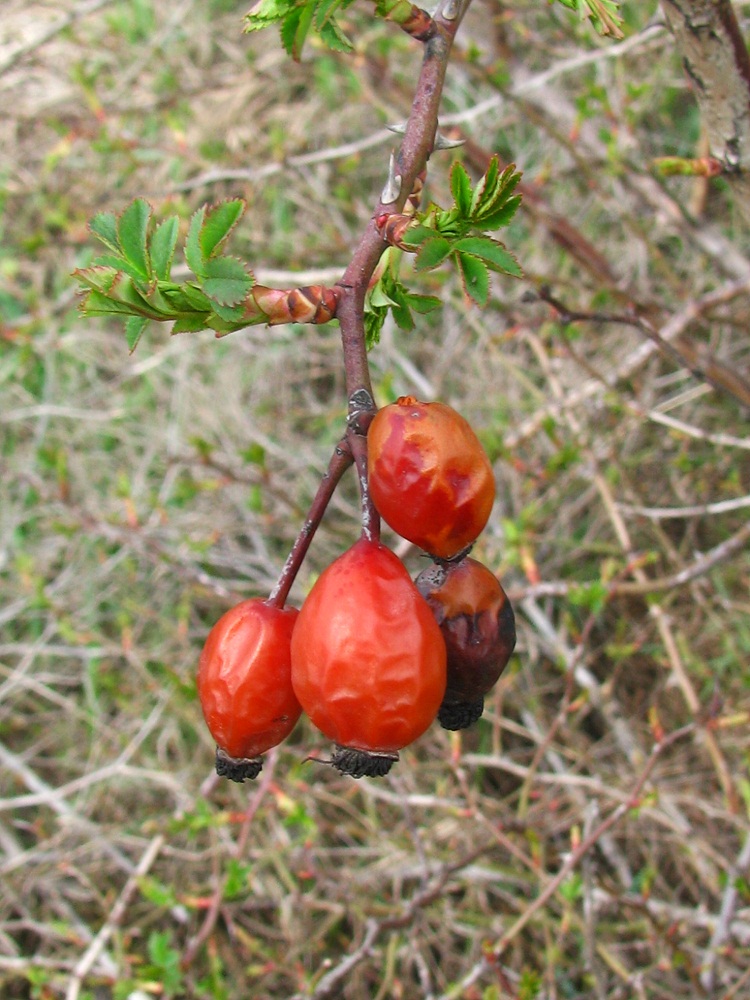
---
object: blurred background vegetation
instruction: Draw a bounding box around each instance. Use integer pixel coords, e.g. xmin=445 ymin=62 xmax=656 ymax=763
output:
xmin=1 ymin=1 xmax=749 ymax=998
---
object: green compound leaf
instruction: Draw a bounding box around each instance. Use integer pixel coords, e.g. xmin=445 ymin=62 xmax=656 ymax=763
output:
xmin=453 ymin=236 xmax=523 ymax=277
xmin=450 ymin=161 xmax=472 ymax=218
xmin=200 ymin=256 xmax=252 ymax=307
xmin=555 ymin=0 xmax=623 ymax=37
xmin=455 ymin=251 xmax=489 ymax=307
xmin=414 ymin=236 xmax=452 ymax=271
xmin=125 ymin=316 xmax=148 ymax=354
xmin=88 ymin=211 xmax=120 ymax=255
xmin=398 ymin=158 xmax=524 ymax=287
xmin=117 ymin=199 xmax=152 ymax=282
xmin=76 ymin=197 xmax=261 ymax=349
xmin=199 ymin=200 xmax=245 ymax=261
xmin=245 ymin=0 xmax=356 ymax=58
xmin=185 ymin=207 xmax=207 ymax=278
xmin=363 ymin=246 xmax=443 ymax=344
xmin=171 ymin=314 xmax=212 ymax=335
xmin=281 ymin=3 xmax=315 ymax=60
xmin=149 ymin=217 xmax=180 ymax=281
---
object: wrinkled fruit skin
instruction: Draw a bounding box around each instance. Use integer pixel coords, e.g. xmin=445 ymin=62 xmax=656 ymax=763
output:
xmin=291 ymin=538 xmax=447 ymax=758
xmin=367 ymin=396 xmax=495 ymax=560
xmin=198 ymin=599 xmax=301 ymax=768
xmin=415 ymin=557 xmax=516 ymax=730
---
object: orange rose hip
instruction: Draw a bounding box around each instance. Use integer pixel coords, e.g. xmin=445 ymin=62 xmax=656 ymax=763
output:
xmin=367 ymin=396 xmax=495 ymax=559
xmin=291 ymin=538 xmax=447 ymax=777
xmin=198 ymin=598 xmax=301 ymax=781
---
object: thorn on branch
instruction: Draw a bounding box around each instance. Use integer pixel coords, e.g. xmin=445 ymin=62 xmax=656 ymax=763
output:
xmin=442 ymin=0 xmax=461 ymax=21
xmin=433 ymin=131 xmax=465 ymax=150
xmin=381 ymin=153 xmax=403 ymax=204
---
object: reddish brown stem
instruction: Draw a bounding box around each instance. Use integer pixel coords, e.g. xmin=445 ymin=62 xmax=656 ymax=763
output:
xmin=335 ymin=0 xmax=467 ymax=402
xmin=332 ymin=1 xmax=467 ymax=537
xmin=270 ymin=1 xmax=468 ymax=579
xmin=349 ymin=428 xmax=380 ymax=544
xmin=268 ymin=438 xmax=354 ymax=608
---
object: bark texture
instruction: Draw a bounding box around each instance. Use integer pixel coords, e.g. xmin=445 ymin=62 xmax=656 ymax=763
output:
xmin=661 ymin=0 xmax=750 ymax=226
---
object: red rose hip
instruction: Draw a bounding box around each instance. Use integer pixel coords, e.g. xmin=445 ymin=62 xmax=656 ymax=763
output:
xmin=198 ymin=598 xmax=301 ymax=781
xmin=291 ymin=538 xmax=447 ymax=777
xmin=367 ymin=396 xmax=495 ymax=559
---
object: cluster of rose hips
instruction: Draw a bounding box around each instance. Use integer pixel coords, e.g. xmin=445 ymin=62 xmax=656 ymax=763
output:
xmin=197 ymin=396 xmax=516 ymax=780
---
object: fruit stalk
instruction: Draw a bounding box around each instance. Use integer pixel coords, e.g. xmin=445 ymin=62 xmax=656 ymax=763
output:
xmin=268 ymin=437 xmax=354 ymax=608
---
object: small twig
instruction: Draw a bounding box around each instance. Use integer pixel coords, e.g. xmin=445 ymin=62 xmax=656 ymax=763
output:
xmin=589 ymin=455 xmax=741 ymax=814
xmin=181 ymin=748 xmax=278 ymax=969
xmin=65 ymin=833 xmax=165 ymax=1000
xmin=535 ymin=285 xmax=750 ymax=409
xmin=168 ymin=129 xmax=398 ymax=195
xmin=516 ymin=659 xmax=577 ymax=820
xmin=302 ymin=838 xmax=493 ymax=1000
xmin=506 ymin=275 xmax=750 ymax=452
xmin=624 ymin=405 xmax=750 ymax=451
xmin=700 ymin=830 xmax=750 ymax=992
xmin=0 ymin=0 xmax=118 ymax=76
xmin=617 ymin=493 xmax=750 ymax=520
xmin=720 ymin=964 xmax=750 ymax=1000
xmin=505 ymin=517 xmax=750 ymax=601
xmin=490 ymin=724 xmax=695 ymax=959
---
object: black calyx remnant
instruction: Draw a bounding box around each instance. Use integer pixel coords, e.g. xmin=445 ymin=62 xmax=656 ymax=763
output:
xmin=215 ymin=746 xmax=263 ymax=782
xmin=330 ymin=746 xmax=399 ymax=778
xmin=438 ymin=696 xmax=485 ymax=731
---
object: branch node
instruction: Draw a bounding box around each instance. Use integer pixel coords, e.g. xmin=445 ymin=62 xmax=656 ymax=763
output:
xmin=347 ymin=388 xmax=376 ymax=435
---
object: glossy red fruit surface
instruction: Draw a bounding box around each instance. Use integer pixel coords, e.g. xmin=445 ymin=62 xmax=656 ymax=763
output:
xmin=367 ymin=396 xmax=495 ymax=559
xmin=198 ymin=599 xmax=301 ymax=761
xmin=415 ymin=558 xmax=516 ymax=729
xmin=291 ymin=538 xmax=447 ymax=754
